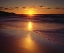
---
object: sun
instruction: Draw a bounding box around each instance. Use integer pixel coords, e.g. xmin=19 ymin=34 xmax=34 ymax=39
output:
xmin=27 ymin=10 xmax=34 ymax=16
xmin=25 ymin=9 xmax=35 ymax=16
xmin=28 ymin=10 xmax=34 ymax=15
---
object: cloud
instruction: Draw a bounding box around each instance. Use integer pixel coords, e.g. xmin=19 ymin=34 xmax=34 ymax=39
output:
xmin=55 ymin=7 xmax=61 ymax=9
xmin=62 ymin=8 xmax=64 ymax=10
xmin=39 ymin=6 xmax=46 ymax=9
xmin=0 ymin=7 xmax=3 ymax=9
xmin=0 ymin=6 xmax=64 ymax=11
xmin=0 ymin=7 xmax=4 ymax=10
xmin=29 ymin=6 xmax=37 ymax=9
xmin=39 ymin=6 xmax=52 ymax=9
xmin=4 ymin=8 xmax=9 ymax=10
xmin=14 ymin=7 xmax=19 ymax=10
xmin=46 ymin=7 xmax=52 ymax=9
xmin=22 ymin=7 xmax=26 ymax=9
xmin=39 ymin=6 xmax=44 ymax=8
xmin=15 ymin=7 xmax=18 ymax=8
xmin=54 ymin=7 xmax=64 ymax=10
xmin=4 ymin=7 xmax=14 ymax=10
xmin=0 ymin=6 xmax=15 ymax=10
xmin=0 ymin=7 xmax=9 ymax=10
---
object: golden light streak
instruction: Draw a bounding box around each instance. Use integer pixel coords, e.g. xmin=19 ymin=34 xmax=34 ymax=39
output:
xmin=28 ymin=21 xmax=32 ymax=31
xmin=19 ymin=33 xmax=38 ymax=52
xmin=18 ymin=32 xmax=42 ymax=53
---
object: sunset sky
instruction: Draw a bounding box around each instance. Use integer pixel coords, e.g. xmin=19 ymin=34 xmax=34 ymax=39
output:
xmin=0 ymin=0 xmax=64 ymax=14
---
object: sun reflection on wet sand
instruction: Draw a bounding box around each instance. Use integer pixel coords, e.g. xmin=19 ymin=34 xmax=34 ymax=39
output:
xmin=28 ymin=21 xmax=32 ymax=31
xmin=22 ymin=33 xmax=34 ymax=49
xmin=18 ymin=32 xmax=42 ymax=53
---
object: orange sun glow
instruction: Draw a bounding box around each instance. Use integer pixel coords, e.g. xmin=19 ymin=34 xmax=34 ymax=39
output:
xmin=25 ymin=9 xmax=35 ymax=16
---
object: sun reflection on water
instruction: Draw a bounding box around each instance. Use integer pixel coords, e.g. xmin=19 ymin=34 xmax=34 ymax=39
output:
xmin=23 ymin=33 xmax=33 ymax=49
xmin=28 ymin=21 xmax=32 ymax=31
xmin=18 ymin=32 xmax=42 ymax=53
xmin=20 ymin=33 xmax=39 ymax=52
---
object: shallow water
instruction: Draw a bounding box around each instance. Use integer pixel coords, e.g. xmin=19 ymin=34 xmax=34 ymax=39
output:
xmin=0 ymin=21 xmax=64 ymax=53
xmin=1 ymin=21 xmax=64 ymax=30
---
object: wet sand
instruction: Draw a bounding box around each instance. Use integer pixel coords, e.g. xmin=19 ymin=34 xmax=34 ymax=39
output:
xmin=0 ymin=27 xmax=64 ymax=53
xmin=34 ymin=29 xmax=64 ymax=46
